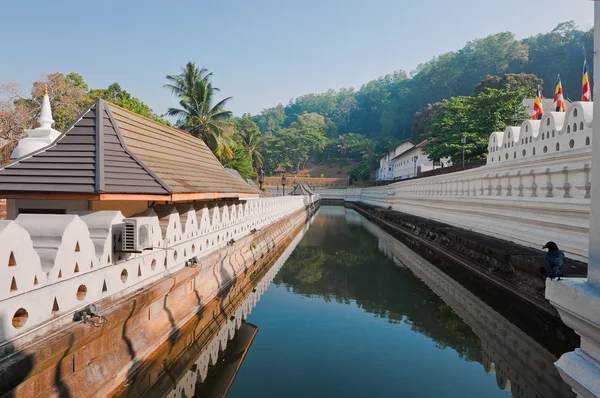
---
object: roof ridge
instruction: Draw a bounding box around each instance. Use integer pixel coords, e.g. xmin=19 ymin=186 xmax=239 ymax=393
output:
xmin=100 ymin=99 xmax=172 ymax=194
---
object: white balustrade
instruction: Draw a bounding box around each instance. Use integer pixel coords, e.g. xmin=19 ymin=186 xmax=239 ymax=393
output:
xmin=346 ymin=102 xmax=595 ymax=263
xmin=0 ymin=195 xmax=319 ymax=343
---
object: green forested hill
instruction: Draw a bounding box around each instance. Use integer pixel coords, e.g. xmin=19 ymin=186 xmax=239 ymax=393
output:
xmin=251 ymin=22 xmax=592 ymax=144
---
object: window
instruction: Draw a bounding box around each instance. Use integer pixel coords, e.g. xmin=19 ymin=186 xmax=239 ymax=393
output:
xmin=552 ymin=130 xmax=555 ymax=138
xmin=533 ymin=147 xmax=536 ymax=155
xmin=556 ymin=143 xmax=560 ymax=151
xmin=505 ymin=153 xmax=508 ymax=160
xmin=522 ymin=149 xmax=526 ymax=157
xmin=542 ymin=133 xmax=545 ymax=140
xmin=547 ymin=118 xmax=550 ymax=126
xmin=586 ymin=137 xmax=590 ymax=146
xmin=573 ymin=123 xmax=577 ymax=132
xmin=513 ymin=151 xmax=516 ymax=159
xmin=526 ymin=126 xmax=529 ymax=132
xmin=569 ymin=139 xmax=574 ymax=149
xmin=567 ymin=126 xmax=571 ymax=134
xmin=508 ymin=132 xmax=511 ymax=139
xmin=529 ymin=137 xmax=532 ymax=143
xmin=574 ymin=108 xmax=578 ymax=117
xmin=581 ymin=122 xmax=584 ymax=130
xmin=543 ymin=146 xmax=548 ymax=153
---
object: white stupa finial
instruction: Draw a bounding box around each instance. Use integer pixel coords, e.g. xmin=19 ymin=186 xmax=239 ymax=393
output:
xmin=38 ymin=86 xmax=54 ymax=129
xmin=10 ymin=85 xmax=61 ymax=159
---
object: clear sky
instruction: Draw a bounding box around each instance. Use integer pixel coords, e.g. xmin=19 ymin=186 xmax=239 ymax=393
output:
xmin=0 ymin=0 xmax=594 ymax=117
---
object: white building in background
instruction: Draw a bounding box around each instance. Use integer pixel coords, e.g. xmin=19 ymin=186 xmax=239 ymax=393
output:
xmin=377 ymin=139 xmax=449 ymax=182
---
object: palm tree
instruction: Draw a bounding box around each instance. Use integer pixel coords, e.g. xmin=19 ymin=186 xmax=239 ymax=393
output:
xmin=164 ymin=62 xmax=233 ymax=160
xmin=235 ymin=120 xmax=264 ymax=171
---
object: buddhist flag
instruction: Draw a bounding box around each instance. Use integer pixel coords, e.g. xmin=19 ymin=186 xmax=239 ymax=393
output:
xmin=582 ymin=59 xmax=592 ymax=102
xmin=554 ymin=74 xmax=565 ymax=112
xmin=533 ymin=86 xmax=543 ymax=120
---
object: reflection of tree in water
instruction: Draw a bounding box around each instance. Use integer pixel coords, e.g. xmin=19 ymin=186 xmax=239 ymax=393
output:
xmin=274 ymin=223 xmax=482 ymax=363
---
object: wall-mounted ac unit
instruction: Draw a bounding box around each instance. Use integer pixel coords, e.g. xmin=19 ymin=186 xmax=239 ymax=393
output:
xmin=122 ymin=217 xmax=155 ymax=252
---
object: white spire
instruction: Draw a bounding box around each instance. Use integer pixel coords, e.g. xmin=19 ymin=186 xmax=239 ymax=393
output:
xmin=38 ymin=86 xmax=54 ymax=129
xmin=11 ymin=86 xmax=61 ymax=159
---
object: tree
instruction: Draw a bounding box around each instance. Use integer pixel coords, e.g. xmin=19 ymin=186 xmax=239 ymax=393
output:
xmin=164 ymin=62 xmax=233 ymax=160
xmin=348 ymin=160 xmax=371 ymax=182
xmin=89 ymin=83 xmax=168 ymax=125
xmin=235 ymin=118 xmax=264 ymax=170
xmin=423 ymin=87 xmax=528 ymax=162
xmin=473 ymin=73 xmax=542 ymax=95
xmin=224 ymin=146 xmax=256 ymax=180
xmin=26 ymin=72 xmax=92 ymax=132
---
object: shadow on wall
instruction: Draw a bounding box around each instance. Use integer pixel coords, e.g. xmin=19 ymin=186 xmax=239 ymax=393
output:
xmin=0 ymin=316 xmax=35 ymax=396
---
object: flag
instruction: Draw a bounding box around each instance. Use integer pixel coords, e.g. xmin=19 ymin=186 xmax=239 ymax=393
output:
xmin=554 ymin=74 xmax=565 ymax=112
xmin=582 ymin=59 xmax=592 ymax=102
xmin=533 ymin=86 xmax=543 ymax=120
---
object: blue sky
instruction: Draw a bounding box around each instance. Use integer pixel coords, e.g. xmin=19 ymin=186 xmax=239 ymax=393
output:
xmin=0 ymin=0 xmax=594 ymax=116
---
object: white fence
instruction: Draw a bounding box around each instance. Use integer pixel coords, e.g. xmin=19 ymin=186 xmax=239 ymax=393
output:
xmin=0 ymin=195 xmax=318 ymax=343
xmin=346 ymin=104 xmax=595 ymax=263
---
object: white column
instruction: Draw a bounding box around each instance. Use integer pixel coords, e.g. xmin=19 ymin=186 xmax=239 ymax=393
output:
xmin=543 ymin=7 xmax=600 ymax=397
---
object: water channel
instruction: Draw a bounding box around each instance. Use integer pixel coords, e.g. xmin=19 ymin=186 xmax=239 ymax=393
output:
xmin=157 ymin=206 xmax=576 ymax=398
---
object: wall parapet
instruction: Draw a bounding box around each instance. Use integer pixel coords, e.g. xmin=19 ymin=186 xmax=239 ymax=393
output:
xmin=0 ymin=195 xmax=319 ymax=344
xmin=346 ymin=136 xmax=592 ymax=261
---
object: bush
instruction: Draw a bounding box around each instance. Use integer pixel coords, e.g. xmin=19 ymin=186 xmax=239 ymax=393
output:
xmin=348 ymin=160 xmax=370 ymax=181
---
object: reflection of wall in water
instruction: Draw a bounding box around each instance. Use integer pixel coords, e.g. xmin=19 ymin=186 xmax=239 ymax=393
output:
xmin=346 ymin=209 xmax=574 ymax=398
xmin=164 ymin=214 xmax=314 ymax=398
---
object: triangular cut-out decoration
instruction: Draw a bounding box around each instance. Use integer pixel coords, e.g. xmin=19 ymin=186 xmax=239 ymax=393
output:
xmin=90 ymin=261 xmax=93 ymax=269
xmin=8 ymin=252 xmax=16 ymax=267
xmin=74 ymin=263 xmax=79 ymax=273
xmin=184 ymin=249 xmax=187 ymax=257
xmin=138 ymin=265 xmax=142 ymax=277
xmin=10 ymin=277 xmax=17 ymax=292
xmin=33 ymin=276 xmax=38 ymax=285
xmin=58 ymin=269 xmax=62 ymax=278
xmin=102 ymin=280 xmax=108 ymax=293
xmin=164 ymin=258 xmax=168 ymax=268
xmin=75 ymin=242 xmax=80 ymax=252
xmin=52 ymin=297 xmax=60 ymax=313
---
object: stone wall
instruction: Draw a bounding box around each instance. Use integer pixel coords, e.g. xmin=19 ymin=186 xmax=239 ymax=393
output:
xmin=345 ymin=102 xmax=594 ymax=262
xmin=0 ymin=195 xmax=318 ymax=346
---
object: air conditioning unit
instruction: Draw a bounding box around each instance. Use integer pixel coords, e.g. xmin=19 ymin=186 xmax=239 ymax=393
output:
xmin=122 ymin=217 xmax=155 ymax=252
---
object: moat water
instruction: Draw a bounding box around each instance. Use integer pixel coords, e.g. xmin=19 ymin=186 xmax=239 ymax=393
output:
xmin=166 ymin=206 xmax=575 ymax=398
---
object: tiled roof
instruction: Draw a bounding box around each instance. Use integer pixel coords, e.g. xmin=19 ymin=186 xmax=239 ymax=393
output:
xmin=0 ymin=100 xmax=258 ymax=199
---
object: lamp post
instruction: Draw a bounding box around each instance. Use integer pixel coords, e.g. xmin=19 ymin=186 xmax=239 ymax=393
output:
xmin=258 ymin=168 xmax=265 ymax=190
xmin=461 ymin=134 xmax=467 ymax=169
xmin=281 ymin=173 xmax=287 ymax=195
xmin=413 ymin=155 xmax=419 ymax=178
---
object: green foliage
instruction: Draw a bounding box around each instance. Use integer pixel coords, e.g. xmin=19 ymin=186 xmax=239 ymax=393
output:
xmin=423 ymin=87 xmax=529 ymax=162
xmin=224 ymin=146 xmax=256 ymax=180
xmin=234 ymin=118 xmax=264 ymax=170
xmin=89 ymin=83 xmax=169 ymax=125
xmin=249 ymin=21 xmax=591 ymax=169
xmin=348 ymin=160 xmax=371 ymax=182
xmin=164 ymin=62 xmax=234 ymax=160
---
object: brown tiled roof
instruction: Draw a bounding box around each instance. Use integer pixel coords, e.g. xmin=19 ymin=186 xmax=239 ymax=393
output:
xmin=0 ymin=100 xmax=257 ymax=199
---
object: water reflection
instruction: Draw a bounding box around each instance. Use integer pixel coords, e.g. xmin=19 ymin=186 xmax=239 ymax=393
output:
xmin=157 ymin=206 xmax=573 ymax=398
xmin=345 ymin=208 xmax=574 ymax=398
xmin=228 ymin=206 xmax=573 ymax=398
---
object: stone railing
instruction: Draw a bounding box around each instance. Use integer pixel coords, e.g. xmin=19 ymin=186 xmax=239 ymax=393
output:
xmin=314 ymin=189 xmax=347 ymax=200
xmin=0 ymin=195 xmax=318 ymax=343
xmin=346 ymin=140 xmax=592 ymax=262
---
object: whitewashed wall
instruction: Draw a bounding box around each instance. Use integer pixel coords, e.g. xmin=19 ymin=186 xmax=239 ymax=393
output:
xmin=347 ymin=102 xmax=594 ymax=262
xmin=0 ymin=195 xmax=318 ymax=343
